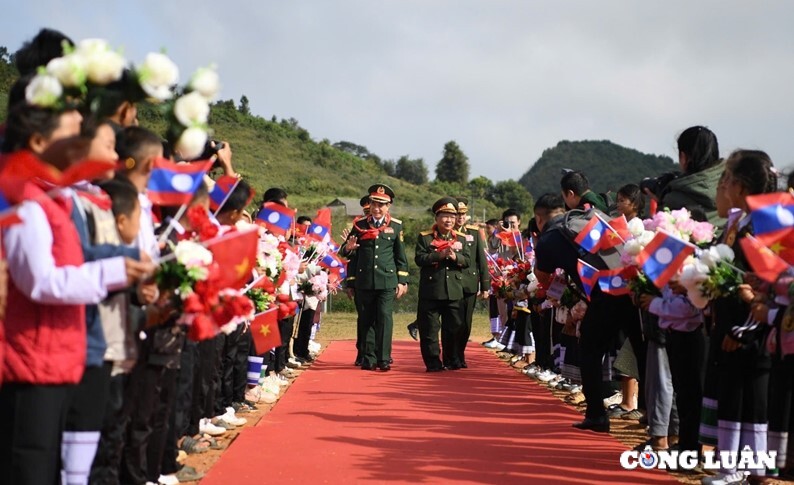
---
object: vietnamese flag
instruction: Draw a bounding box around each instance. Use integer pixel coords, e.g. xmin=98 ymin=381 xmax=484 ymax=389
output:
xmin=600 ymin=215 xmax=631 ymax=250
xmin=768 ymin=231 xmax=794 ymax=265
xmin=250 ymin=308 xmax=281 ymax=354
xmin=740 ymin=235 xmax=790 ymax=283
xmin=497 ymin=230 xmax=520 ymax=248
xmin=207 ymin=229 xmax=259 ymax=289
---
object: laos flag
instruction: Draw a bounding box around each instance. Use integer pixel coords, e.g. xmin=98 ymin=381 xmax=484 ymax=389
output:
xmin=636 ymin=231 xmax=695 ymax=288
xmin=256 ymin=202 xmax=296 ymax=237
xmin=147 ymin=158 xmax=213 ymax=206
xmin=574 ymin=216 xmax=608 ymax=253
xmin=209 ymin=175 xmax=240 ymax=213
xmin=746 ymin=192 xmax=794 ymax=245
xmin=320 ymin=251 xmax=346 ymax=278
xmin=597 ymin=267 xmax=631 ymax=296
xmin=577 ymin=259 xmax=599 ymax=299
xmin=308 ymin=207 xmax=332 ymax=242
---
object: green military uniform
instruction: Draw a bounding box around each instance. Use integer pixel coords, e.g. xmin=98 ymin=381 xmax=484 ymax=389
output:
xmin=415 ymin=198 xmax=471 ymax=371
xmin=455 ymin=203 xmax=490 ymax=367
xmin=341 ymin=185 xmax=409 ymax=370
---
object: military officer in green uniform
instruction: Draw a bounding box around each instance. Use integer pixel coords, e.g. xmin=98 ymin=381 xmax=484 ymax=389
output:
xmin=415 ymin=197 xmax=471 ymax=372
xmin=453 ymin=197 xmax=490 ymax=368
xmin=340 ymin=184 xmax=409 ymax=371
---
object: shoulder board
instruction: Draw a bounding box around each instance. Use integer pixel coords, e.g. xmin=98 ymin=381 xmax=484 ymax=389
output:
xmin=466 ymin=225 xmax=480 ymax=231
xmin=420 ymin=229 xmax=434 ymax=236
xmin=390 ymin=217 xmax=402 ymax=225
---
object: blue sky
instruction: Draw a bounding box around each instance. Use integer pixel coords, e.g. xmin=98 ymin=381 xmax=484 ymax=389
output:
xmin=6 ymin=1 xmax=794 ymax=180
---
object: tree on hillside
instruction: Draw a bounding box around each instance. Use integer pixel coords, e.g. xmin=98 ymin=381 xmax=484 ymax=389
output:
xmin=238 ymin=95 xmax=250 ymax=115
xmin=395 ymin=155 xmax=428 ymax=185
xmin=467 ymin=176 xmax=494 ymax=199
xmin=381 ymin=159 xmax=396 ymax=177
xmin=333 ymin=141 xmax=371 ymax=159
xmin=435 ymin=140 xmax=470 ymax=185
xmin=490 ymin=180 xmax=534 ymax=217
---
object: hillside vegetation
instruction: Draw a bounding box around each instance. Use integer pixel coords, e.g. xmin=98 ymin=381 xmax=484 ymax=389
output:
xmin=519 ymin=140 xmax=676 ymax=198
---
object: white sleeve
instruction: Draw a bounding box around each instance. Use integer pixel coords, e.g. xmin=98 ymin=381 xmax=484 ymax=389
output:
xmin=4 ymin=201 xmax=128 ymax=305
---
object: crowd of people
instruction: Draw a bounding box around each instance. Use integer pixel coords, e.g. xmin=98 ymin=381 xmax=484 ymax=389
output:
xmin=2 ymin=26 xmax=794 ymax=485
xmin=474 ymin=127 xmax=794 ymax=484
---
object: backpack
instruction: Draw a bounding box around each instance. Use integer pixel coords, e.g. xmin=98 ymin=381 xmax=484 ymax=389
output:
xmin=552 ymin=208 xmax=625 ymax=271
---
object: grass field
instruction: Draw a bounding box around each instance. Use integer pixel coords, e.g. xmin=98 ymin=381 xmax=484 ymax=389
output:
xmin=316 ymin=311 xmax=494 ymax=344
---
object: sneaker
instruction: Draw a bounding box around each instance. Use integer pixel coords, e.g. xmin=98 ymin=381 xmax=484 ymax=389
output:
xmin=553 ymin=378 xmax=571 ymax=390
xmin=536 ymin=370 xmax=558 ymax=382
xmin=212 ymin=417 xmax=236 ymax=430
xmin=286 ymin=358 xmax=302 ymax=369
xmin=308 ymin=340 xmax=321 ymax=352
xmin=700 ymin=471 xmax=748 ymax=484
xmin=245 ymin=386 xmax=262 ymax=403
xmin=175 ymin=465 xmax=205 ymax=482
xmin=567 ymin=384 xmax=582 ymax=394
xmin=547 ymin=375 xmax=564 ymax=387
xmin=223 ymin=407 xmax=247 ymax=426
xmin=483 ymin=339 xmax=502 ymax=349
xmin=199 ymin=418 xmax=226 ymax=436
xmin=481 ymin=338 xmax=495 ymax=346
xmin=603 ymin=391 xmax=623 ymax=408
xmin=262 ymin=376 xmax=281 ymax=395
xmin=158 ymin=474 xmax=179 ymax=485
xmin=522 ymin=364 xmax=540 ymax=376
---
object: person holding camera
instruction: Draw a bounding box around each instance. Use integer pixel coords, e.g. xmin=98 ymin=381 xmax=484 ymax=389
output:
xmin=644 ymin=125 xmax=724 ymax=226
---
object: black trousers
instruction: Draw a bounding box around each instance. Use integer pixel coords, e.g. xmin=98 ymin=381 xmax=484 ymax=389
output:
xmin=717 ymin=352 xmax=770 ymax=424
xmin=769 ymin=355 xmax=794 ymax=433
xmin=234 ymin=329 xmax=251 ymax=401
xmin=0 ymin=382 xmax=72 ymax=485
xmin=274 ymin=317 xmax=295 ymax=373
xmin=666 ymin=327 xmax=707 ymax=453
xmin=121 ymin=362 xmax=168 ymax=485
xmin=90 ymin=362 xmax=130 ymax=485
xmin=146 ymin=368 xmax=178 ymax=482
xmin=354 ymin=291 xmax=366 ymax=362
xmin=417 ymin=297 xmax=462 ymax=370
xmin=534 ymin=308 xmax=553 ymax=370
xmin=191 ymin=339 xmax=218 ymax=427
xmin=91 ymin=366 xmax=131 ymax=485
xmin=579 ymin=295 xmax=646 ymax=419
xmin=176 ymin=340 xmax=197 ymax=438
xmin=456 ymin=292 xmax=477 ymax=365
xmin=294 ymin=305 xmax=316 ymax=359
xmin=65 ymin=364 xmax=111 ymax=431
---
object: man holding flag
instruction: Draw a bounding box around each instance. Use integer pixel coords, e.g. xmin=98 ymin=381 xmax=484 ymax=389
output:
xmin=340 ymin=184 xmax=409 ymax=371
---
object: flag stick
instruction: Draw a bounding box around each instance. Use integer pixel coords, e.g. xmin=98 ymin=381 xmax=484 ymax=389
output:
xmin=212 ymin=177 xmax=242 ymax=217
xmin=157 ymin=203 xmax=188 ymax=246
xmin=242 ymin=272 xmax=268 ymax=294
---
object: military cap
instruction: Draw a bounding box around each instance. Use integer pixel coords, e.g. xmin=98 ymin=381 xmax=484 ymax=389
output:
xmin=432 ymin=197 xmax=459 ymax=215
xmin=368 ymin=184 xmax=394 ymax=203
xmin=359 ymin=195 xmax=371 ymax=208
xmin=455 ymin=196 xmax=469 ymax=214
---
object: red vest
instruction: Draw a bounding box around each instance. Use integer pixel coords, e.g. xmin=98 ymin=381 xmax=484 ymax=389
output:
xmin=2 ymin=181 xmax=87 ymax=384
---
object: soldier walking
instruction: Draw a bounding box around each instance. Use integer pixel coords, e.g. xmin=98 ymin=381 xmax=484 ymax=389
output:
xmin=340 ymin=185 xmax=409 ymax=371
xmin=415 ymin=197 xmax=471 ymax=372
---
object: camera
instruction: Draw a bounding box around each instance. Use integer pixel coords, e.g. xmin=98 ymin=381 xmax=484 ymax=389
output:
xmin=199 ymin=140 xmax=226 ymax=168
xmin=639 ymin=171 xmax=681 ymax=197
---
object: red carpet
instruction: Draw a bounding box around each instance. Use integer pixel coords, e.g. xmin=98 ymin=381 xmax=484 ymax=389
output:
xmin=202 ymin=340 xmax=675 ymax=484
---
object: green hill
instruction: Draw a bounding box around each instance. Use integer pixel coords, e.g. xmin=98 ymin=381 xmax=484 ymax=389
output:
xmin=518 ymin=140 xmax=677 ymax=198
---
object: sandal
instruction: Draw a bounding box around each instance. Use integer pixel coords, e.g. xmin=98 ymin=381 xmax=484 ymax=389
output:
xmin=178 ymin=435 xmax=209 ymax=454
xmin=620 ymin=409 xmax=645 ymax=420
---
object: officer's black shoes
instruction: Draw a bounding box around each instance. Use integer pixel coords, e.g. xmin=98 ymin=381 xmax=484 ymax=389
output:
xmin=377 ymin=362 xmax=391 ymax=371
xmin=459 ymin=361 xmax=468 ymax=369
xmin=572 ymin=416 xmax=610 ymax=433
xmin=446 ymin=363 xmax=460 ymax=370
xmin=361 ymin=362 xmax=376 ymax=371
xmin=406 ymin=322 xmax=419 ymax=341
xmin=426 ymin=366 xmax=444 ymax=373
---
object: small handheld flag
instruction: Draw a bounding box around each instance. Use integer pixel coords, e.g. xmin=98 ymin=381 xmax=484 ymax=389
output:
xmin=209 ymin=175 xmax=241 ymax=213
xmin=577 ymin=259 xmax=599 ymax=299
xmin=256 ymin=202 xmax=296 ymax=237
xmin=308 ymin=207 xmax=332 ymax=242
xmin=746 ymin=192 xmax=794 ymax=245
xmin=740 ymin=235 xmax=789 ymax=283
xmin=574 ymin=216 xmax=608 ymax=253
xmin=207 ymin=229 xmax=260 ymax=289
xmin=636 ymin=231 xmax=695 ymax=288
xmin=599 ymin=215 xmax=630 ymax=250
xmin=250 ymin=308 xmax=282 ymax=354
xmin=597 ymin=267 xmax=631 ymax=296
xmin=147 ymin=158 xmax=213 ymax=206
